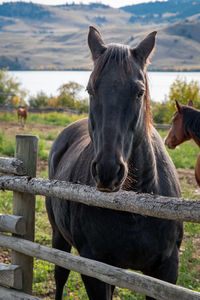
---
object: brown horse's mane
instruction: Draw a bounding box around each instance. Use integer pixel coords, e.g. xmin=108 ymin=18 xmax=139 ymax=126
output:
xmin=182 ymin=106 xmax=200 ymax=143
xmin=87 ymin=44 xmax=152 ymax=132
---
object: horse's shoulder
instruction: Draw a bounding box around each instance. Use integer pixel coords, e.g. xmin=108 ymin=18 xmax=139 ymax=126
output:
xmin=49 ymin=118 xmax=89 ymax=179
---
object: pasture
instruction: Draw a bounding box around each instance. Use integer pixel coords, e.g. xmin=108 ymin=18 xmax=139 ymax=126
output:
xmin=0 ymin=111 xmax=200 ymax=299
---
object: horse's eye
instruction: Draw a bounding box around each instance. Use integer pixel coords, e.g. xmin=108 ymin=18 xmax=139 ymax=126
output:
xmin=87 ymin=87 xmax=95 ymax=96
xmin=137 ymin=90 xmax=145 ymax=98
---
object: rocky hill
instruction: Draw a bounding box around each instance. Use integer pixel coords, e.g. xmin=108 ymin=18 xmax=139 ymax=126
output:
xmin=0 ymin=1 xmax=199 ymax=70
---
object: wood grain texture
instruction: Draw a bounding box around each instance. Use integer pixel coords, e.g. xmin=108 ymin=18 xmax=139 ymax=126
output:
xmin=0 ymin=174 xmax=200 ymax=222
xmin=0 ymin=214 xmax=26 ymax=235
xmin=11 ymin=135 xmax=38 ymax=295
xmin=0 ymin=233 xmax=200 ymax=300
xmin=0 ymin=285 xmax=41 ymax=299
xmin=0 ymin=263 xmax=22 ymax=289
xmin=0 ymin=157 xmax=26 ymax=175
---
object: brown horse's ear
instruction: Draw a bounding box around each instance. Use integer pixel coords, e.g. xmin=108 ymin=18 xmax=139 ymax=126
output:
xmin=131 ymin=31 xmax=157 ymax=68
xmin=88 ymin=26 xmax=107 ymax=61
xmin=188 ymin=99 xmax=194 ymax=107
xmin=175 ymin=100 xmax=183 ymax=113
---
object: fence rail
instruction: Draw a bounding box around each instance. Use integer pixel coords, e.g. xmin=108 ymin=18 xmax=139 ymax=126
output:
xmin=0 ymin=135 xmax=200 ymax=300
xmin=0 ymin=174 xmax=200 ymax=223
xmin=0 ymin=233 xmax=200 ymax=300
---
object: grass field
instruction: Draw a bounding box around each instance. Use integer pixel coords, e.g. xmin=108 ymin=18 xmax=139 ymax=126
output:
xmin=0 ymin=112 xmax=200 ymax=299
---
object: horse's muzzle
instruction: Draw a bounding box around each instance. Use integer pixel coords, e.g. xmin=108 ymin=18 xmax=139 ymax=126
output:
xmin=91 ymin=159 xmax=127 ymax=193
xmin=164 ymin=137 xmax=176 ymax=149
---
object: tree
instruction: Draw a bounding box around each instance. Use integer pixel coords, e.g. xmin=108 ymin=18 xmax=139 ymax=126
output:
xmin=57 ymin=81 xmax=85 ymax=109
xmin=0 ymin=69 xmax=26 ymax=105
xmin=151 ymin=78 xmax=200 ymax=124
xmin=57 ymin=93 xmax=74 ymax=108
xmin=165 ymin=77 xmax=200 ymax=123
xmin=151 ymin=100 xmax=168 ymax=124
xmin=28 ymin=91 xmax=49 ymax=108
xmin=58 ymin=81 xmax=84 ymax=101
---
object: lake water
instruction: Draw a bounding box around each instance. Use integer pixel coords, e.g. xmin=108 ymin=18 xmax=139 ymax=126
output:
xmin=9 ymin=70 xmax=200 ymax=103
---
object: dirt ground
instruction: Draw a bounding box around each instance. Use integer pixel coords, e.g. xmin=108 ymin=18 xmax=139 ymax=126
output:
xmin=0 ymin=121 xmax=62 ymax=136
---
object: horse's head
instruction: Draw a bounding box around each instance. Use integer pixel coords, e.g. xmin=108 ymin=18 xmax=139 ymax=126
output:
xmin=165 ymin=100 xmax=193 ymax=149
xmin=87 ymin=26 xmax=156 ymax=192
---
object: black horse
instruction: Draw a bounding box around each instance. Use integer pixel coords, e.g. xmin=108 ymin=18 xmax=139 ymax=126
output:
xmin=46 ymin=26 xmax=183 ymax=300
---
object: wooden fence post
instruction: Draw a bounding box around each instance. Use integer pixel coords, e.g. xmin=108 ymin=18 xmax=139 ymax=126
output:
xmin=11 ymin=135 xmax=38 ymax=294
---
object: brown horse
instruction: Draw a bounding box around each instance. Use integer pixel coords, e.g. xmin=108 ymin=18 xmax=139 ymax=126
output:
xmin=165 ymin=100 xmax=200 ymax=186
xmin=17 ymin=106 xmax=28 ymax=125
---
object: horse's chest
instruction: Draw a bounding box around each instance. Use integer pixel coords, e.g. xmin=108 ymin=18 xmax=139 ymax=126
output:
xmin=71 ymin=206 xmax=173 ymax=268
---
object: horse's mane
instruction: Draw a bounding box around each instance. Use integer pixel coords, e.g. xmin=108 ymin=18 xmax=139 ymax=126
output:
xmin=183 ymin=106 xmax=200 ymax=141
xmin=87 ymin=44 xmax=152 ymax=132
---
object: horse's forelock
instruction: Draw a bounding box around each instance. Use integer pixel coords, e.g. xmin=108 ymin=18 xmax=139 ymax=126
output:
xmin=88 ymin=44 xmax=132 ymax=90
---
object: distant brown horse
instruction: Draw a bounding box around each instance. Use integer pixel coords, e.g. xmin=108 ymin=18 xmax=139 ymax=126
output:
xmin=165 ymin=100 xmax=200 ymax=186
xmin=17 ymin=106 xmax=28 ymax=125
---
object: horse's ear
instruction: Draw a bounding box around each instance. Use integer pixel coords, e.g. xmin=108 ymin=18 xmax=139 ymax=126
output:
xmin=175 ymin=100 xmax=183 ymax=113
xmin=188 ymin=99 xmax=194 ymax=107
xmin=131 ymin=31 xmax=157 ymax=68
xmin=88 ymin=26 xmax=106 ymax=61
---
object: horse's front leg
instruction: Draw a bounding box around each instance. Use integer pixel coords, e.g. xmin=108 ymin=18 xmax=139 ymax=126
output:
xmin=79 ymin=248 xmax=115 ymax=300
xmin=81 ymin=274 xmax=115 ymax=300
xmin=52 ymin=229 xmax=72 ymax=300
xmin=144 ymin=246 xmax=179 ymax=300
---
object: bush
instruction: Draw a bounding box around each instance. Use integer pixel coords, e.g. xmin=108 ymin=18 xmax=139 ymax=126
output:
xmin=28 ymin=91 xmax=50 ymax=108
xmin=28 ymin=81 xmax=89 ymax=113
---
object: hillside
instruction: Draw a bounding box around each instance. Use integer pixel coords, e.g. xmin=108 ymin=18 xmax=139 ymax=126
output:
xmin=122 ymin=0 xmax=200 ymax=24
xmin=0 ymin=1 xmax=200 ymax=71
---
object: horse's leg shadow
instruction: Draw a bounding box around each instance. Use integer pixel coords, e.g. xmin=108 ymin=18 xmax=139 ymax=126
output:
xmin=144 ymin=246 xmax=179 ymax=300
xmin=52 ymin=229 xmax=72 ymax=300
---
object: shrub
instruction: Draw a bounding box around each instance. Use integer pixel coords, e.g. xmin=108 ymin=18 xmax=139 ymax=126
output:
xmin=28 ymin=91 xmax=50 ymax=108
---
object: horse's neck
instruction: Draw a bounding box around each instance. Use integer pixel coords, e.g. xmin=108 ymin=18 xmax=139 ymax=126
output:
xmin=124 ymin=133 xmax=158 ymax=193
xmin=184 ymin=110 xmax=200 ymax=147
xmin=190 ymin=131 xmax=200 ymax=147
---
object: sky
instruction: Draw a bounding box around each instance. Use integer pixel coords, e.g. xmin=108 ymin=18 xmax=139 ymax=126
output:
xmin=0 ymin=0 xmax=166 ymax=8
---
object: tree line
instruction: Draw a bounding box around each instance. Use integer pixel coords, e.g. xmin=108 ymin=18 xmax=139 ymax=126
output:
xmin=0 ymin=69 xmax=200 ymax=122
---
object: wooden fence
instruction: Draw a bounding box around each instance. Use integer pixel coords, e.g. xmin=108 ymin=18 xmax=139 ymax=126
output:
xmin=0 ymin=135 xmax=200 ymax=300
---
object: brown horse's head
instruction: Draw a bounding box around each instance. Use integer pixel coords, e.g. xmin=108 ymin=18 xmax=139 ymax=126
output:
xmin=165 ymin=100 xmax=193 ymax=149
xmin=87 ymin=26 xmax=156 ymax=192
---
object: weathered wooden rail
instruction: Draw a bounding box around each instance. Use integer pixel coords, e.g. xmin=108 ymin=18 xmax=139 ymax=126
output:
xmin=0 ymin=134 xmax=200 ymax=300
xmin=1 ymin=175 xmax=200 ymax=223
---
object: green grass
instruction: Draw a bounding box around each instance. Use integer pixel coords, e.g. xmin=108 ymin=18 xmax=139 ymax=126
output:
xmin=0 ymin=131 xmax=15 ymax=157
xmin=0 ymin=131 xmax=50 ymax=159
xmin=0 ymin=112 xmax=16 ymax=122
xmin=0 ymin=111 xmax=86 ymax=127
